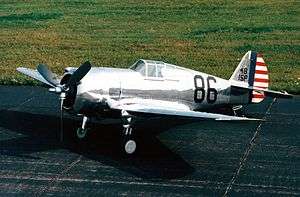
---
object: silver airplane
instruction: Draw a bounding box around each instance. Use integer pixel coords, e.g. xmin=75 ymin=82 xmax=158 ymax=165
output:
xmin=17 ymin=51 xmax=292 ymax=154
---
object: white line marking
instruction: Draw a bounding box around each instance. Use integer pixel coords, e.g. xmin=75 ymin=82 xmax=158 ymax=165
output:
xmin=35 ymin=155 xmax=82 ymax=197
xmin=1 ymin=173 xmax=299 ymax=194
xmin=7 ymin=96 xmax=36 ymax=111
xmin=223 ymin=98 xmax=277 ymax=197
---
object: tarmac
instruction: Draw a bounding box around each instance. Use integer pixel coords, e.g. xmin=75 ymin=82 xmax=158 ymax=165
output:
xmin=0 ymin=85 xmax=299 ymax=196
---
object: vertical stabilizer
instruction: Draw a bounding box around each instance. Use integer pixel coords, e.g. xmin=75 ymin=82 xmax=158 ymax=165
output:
xmin=230 ymin=51 xmax=269 ymax=103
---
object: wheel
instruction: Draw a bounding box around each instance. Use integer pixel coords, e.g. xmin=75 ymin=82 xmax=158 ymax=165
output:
xmin=124 ymin=139 xmax=136 ymax=154
xmin=76 ymin=127 xmax=87 ymax=139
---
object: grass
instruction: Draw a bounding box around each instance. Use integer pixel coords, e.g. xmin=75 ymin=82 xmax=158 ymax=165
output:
xmin=0 ymin=0 xmax=299 ymax=93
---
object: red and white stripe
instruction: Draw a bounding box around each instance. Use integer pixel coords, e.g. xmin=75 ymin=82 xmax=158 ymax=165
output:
xmin=252 ymin=53 xmax=269 ymax=103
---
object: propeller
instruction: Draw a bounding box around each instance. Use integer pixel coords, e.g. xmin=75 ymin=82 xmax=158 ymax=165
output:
xmin=67 ymin=61 xmax=92 ymax=88
xmin=37 ymin=61 xmax=92 ymax=142
xmin=37 ymin=64 xmax=60 ymax=87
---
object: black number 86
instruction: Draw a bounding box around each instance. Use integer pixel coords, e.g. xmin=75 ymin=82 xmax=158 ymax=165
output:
xmin=194 ymin=75 xmax=218 ymax=103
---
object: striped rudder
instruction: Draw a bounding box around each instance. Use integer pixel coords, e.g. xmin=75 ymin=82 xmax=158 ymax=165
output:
xmin=251 ymin=53 xmax=269 ymax=103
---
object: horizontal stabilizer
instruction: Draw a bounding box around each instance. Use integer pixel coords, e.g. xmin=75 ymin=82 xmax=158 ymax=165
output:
xmin=231 ymin=85 xmax=293 ymax=99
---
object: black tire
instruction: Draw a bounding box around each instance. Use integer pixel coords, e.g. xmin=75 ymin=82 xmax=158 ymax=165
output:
xmin=122 ymin=136 xmax=136 ymax=154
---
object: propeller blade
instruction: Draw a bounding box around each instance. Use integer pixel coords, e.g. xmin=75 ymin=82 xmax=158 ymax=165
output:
xmin=37 ymin=64 xmax=60 ymax=87
xmin=67 ymin=61 xmax=91 ymax=87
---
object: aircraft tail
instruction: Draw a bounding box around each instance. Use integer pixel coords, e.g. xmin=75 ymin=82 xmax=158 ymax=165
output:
xmin=230 ymin=51 xmax=269 ymax=103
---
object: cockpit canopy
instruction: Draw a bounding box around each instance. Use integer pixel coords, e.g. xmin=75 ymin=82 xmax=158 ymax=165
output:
xmin=130 ymin=59 xmax=189 ymax=78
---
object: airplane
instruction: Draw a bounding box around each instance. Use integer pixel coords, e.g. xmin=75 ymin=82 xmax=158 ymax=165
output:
xmin=17 ymin=51 xmax=292 ymax=154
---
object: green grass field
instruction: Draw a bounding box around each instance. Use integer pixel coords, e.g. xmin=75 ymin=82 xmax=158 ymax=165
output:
xmin=0 ymin=0 xmax=299 ymax=93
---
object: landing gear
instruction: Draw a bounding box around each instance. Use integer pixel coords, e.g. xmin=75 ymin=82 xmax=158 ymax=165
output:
xmin=76 ymin=116 xmax=89 ymax=139
xmin=121 ymin=110 xmax=136 ymax=154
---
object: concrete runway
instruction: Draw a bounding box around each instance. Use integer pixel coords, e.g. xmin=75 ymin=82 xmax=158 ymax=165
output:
xmin=0 ymin=85 xmax=299 ymax=196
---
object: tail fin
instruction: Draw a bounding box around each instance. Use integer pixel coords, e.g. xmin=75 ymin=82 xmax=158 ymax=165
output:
xmin=230 ymin=51 xmax=269 ymax=103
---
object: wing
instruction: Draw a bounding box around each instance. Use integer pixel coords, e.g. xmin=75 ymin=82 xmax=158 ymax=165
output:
xmin=108 ymin=98 xmax=260 ymax=121
xmin=17 ymin=67 xmax=54 ymax=87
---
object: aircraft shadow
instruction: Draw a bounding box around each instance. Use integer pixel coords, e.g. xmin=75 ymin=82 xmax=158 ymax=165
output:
xmin=0 ymin=109 xmax=194 ymax=179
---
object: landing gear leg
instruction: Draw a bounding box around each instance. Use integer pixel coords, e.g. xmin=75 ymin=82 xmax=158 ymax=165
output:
xmin=76 ymin=116 xmax=89 ymax=139
xmin=121 ymin=110 xmax=136 ymax=154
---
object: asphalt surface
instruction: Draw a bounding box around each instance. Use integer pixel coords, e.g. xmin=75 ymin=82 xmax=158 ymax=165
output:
xmin=0 ymin=85 xmax=299 ymax=196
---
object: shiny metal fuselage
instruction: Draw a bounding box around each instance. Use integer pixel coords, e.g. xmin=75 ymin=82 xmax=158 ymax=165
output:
xmin=65 ymin=66 xmax=249 ymax=117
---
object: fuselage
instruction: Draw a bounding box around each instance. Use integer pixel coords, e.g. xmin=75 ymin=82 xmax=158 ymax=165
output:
xmin=65 ymin=60 xmax=249 ymax=116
